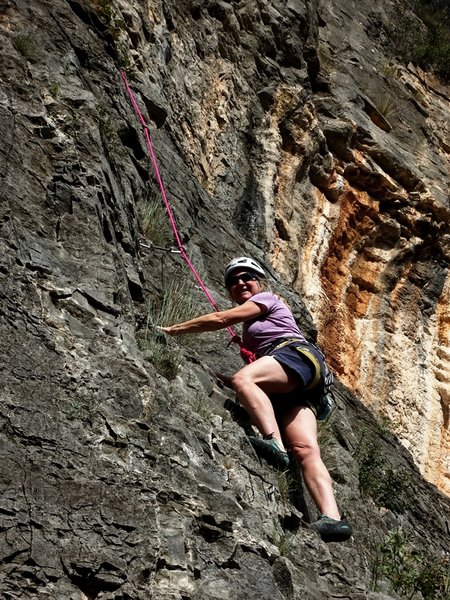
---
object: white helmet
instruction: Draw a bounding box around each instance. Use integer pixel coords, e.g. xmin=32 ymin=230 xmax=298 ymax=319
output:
xmin=224 ymin=257 xmax=266 ymax=286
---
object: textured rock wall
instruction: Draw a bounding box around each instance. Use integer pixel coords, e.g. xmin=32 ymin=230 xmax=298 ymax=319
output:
xmin=136 ymin=0 xmax=450 ymax=493
xmin=1 ymin=0 xmax=450 ymax=598
xmin=269 ymin=0 xmax=450 ymax=495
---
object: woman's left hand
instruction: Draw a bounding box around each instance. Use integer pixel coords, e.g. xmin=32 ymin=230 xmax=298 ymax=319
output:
xmin=157 ymin=326 xmax=175 ymax=335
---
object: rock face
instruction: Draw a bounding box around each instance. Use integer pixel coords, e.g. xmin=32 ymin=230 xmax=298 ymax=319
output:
xmin=0 ymin=0 xmax=449 ymax=599
xmin=290 ymin=0 xmax=450 ymax=499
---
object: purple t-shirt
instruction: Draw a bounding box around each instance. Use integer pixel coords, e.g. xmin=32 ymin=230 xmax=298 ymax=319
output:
xmin=242 ymin=292 xmax=306 ymax=354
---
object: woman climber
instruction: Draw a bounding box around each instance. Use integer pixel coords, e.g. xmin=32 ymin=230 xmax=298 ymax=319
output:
xmin=159 ymin=256 xmax=352 ymax=543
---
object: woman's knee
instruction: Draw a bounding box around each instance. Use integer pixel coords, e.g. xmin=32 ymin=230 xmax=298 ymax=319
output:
xmin=231 ymin=370 xmax=249 ymax=394
xmin=290 ymin=441 xmax=321 ymax=464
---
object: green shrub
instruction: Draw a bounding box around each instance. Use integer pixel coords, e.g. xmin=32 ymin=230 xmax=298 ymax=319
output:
xmin=141 ymin=276 xmax=204 ymax=379
xmin=270 ymin=525 xmax=296 ymax=556
xmin=147 ymin=277 xmax=203 ymax=330
xmin=416 ymin=556 xmax=450 ymax=600
xmin=372 ymin=527 xmax=450 ymax=599
xmin=277 ymin=470 xmax=295 ymax=503
xmin=355 ymin=435 xmax=411 ymax=513
xmin=373 ymin=93 xmax=400 ymax=121
xmin=96 ymin=107 xmax=125 ymax=158
xmin=137 ymin=193 xmax=173 ymax=247
xmin=50 ymin=83 xmax=61 ymax=98
xmin=388 ymin=1 xmax=450 ymax=81
xmin=146 ymin=341 xmax=181 ymax=380
xmin=13 ymin=34 xmax=36 ymax=60
xmin=90 ymin=0 xmax=114 ymax=20
xmin=89 ymin=0 xmax=133 ymax=70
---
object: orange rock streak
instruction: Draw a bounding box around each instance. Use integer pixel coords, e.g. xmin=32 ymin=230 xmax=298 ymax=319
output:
xmin=319 ymin=188 xmax=380 ymax=388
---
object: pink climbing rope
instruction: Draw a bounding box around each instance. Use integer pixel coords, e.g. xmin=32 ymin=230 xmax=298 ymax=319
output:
xmin=120 ymin=70 xmax=254 ymax=362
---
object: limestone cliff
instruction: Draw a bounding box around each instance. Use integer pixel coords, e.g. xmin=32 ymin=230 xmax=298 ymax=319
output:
xmin=1 ymin=0 xmax=449 ymax=599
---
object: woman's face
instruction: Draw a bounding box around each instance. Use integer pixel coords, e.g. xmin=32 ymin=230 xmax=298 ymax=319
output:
xmin=227 ymin=270 xmax=261 ymax=304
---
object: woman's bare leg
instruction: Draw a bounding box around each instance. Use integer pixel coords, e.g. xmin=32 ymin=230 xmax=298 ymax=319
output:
xmin=282 ymin=405 xmax=340 ymax=519
xmin=231 ymin=356 xmax=299 ymax=451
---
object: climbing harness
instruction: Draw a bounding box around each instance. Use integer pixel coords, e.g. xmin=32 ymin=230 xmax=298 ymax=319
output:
xmin=264 ymin=337 xmax=322 ymax=390
xmin=120 ymin=70 xmax=255 ymax=363
xmin=263 ymin=337 xmax=335 ymax=420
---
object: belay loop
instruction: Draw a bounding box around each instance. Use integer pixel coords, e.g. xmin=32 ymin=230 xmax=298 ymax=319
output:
xmin=227 ymin=335 xmax=256 ymax=364
xmin=240 ymin=347 xmax=256 ymax=364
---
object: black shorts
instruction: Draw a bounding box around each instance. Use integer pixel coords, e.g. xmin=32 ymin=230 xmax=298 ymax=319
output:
xmin=268 ymin=342 xmax=324 ymax=417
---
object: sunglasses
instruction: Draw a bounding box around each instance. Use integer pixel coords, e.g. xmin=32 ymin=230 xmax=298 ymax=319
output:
xmin=226 ymin=272 xmax=259 ymax=287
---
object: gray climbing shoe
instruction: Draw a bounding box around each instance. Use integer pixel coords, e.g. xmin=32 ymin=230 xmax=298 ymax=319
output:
xmin=312 ymin=515 xmax=352 ymax=542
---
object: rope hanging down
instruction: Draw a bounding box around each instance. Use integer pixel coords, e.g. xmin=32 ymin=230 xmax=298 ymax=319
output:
xmin=120 ymin=70 xmax=254 ymax=361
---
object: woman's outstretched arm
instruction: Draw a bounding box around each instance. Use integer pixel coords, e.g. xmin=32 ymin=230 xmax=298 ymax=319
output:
xmin=159 ymin=301 xmax=265 ymax=335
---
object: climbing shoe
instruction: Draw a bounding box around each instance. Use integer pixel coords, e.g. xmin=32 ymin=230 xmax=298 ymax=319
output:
xmin=248 ymin=436 xmax=290 ymax=470
xmin=312 ymin=515 xmax=352 ymax=543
